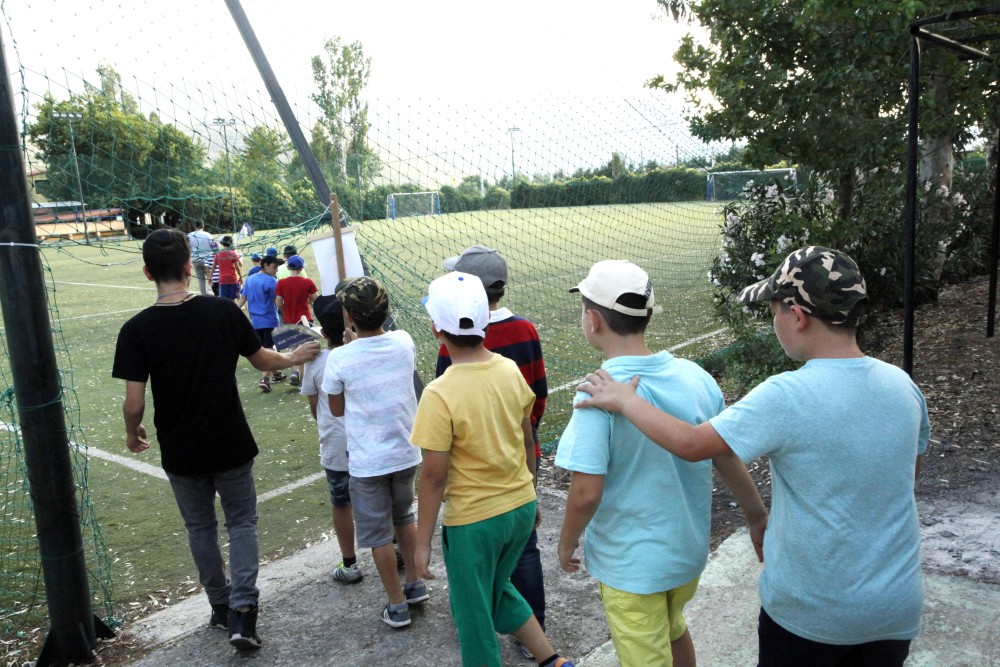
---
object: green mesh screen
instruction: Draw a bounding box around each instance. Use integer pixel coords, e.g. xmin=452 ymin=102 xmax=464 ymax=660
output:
xmin=1 ymin=0 xmax=733 ymax=649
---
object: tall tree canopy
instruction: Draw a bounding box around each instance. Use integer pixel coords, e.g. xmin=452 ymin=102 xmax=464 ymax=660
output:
xmin=653 ymin=0 xmax=999 ymax=217
xmin=310 ymin=36 xmax=378 ymax=183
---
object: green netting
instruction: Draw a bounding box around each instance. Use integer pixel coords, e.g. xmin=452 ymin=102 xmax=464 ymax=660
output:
xmin=1 ymin=0 xmax=737 ymax=651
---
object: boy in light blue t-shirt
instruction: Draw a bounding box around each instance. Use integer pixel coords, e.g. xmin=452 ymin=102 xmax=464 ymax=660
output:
xmin=575 ymin=248 xmax=930 ymax=667
xmin=556 ymin=260 xmax=766 ymax=667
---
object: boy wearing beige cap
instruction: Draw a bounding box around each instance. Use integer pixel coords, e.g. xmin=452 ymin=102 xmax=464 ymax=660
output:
xmin=576 ymin=247 xmax=929 ymax=666
xmin=556 ymin=260 xmax=764 ymax=667
xmin=412 ymin=271 xmax=575 ymax=667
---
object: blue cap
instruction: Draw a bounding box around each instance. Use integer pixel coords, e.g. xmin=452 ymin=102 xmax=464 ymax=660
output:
xmin=287 ymin=255 xmax=305 ymax=270
xmin=264 ymin=246 xmax=278 ymax=256
xmin=250 ymin=252 xmax=262 ymax=260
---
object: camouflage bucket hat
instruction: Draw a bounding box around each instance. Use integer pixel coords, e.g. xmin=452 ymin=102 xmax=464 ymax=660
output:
xmin=738 ymin=246 xmax=868 ymax=327
xmin=335 ymin=276 xmax=389 ymax=323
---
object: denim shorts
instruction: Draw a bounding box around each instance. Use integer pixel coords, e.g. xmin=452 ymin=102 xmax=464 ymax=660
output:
xmin=324 ymin=468 xmax=351 ymax=508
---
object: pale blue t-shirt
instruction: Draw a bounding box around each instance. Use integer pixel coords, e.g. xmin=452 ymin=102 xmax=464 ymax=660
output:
xmin=556 ymin=351 xmax=723 ymax=594
xmin=710 ymin=356 xmax=930 ymax=645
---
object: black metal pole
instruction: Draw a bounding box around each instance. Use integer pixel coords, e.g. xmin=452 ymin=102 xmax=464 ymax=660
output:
xmin=903 ymin=35 xmax=920 ymax=376
xmin=988 ymin=124 xmax=999 ymax=338
xmin=223 ymin=0 xmax=334 ymax=212
xmin=0 ymin=30 xmax=110 ymax=666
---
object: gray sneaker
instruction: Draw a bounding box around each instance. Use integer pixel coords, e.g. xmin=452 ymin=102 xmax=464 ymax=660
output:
xmin=380 ymin=602 xmax=411 ymax=628
xmin=331 ymin=561 xmax=363 ymax=584
xmin=403 ymin=579 xmax=430 ymax=604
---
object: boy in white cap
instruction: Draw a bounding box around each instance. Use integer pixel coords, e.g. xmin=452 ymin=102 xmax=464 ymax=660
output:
xmin=436 ymin=245 xmax=548 ymax=659
xmin=412 ymin=272 xmax=576 ymax=667
xmin=575 ymin=247 xmax=928 ymax=666
xmin=556 ymin=260 xmax=765 ymax=667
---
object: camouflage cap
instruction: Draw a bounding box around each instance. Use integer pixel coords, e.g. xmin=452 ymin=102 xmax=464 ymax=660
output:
xmin=335 ymin=276 xmax=389 ymax=325
xmin=738 ymin=246 xmax=868 ymax=327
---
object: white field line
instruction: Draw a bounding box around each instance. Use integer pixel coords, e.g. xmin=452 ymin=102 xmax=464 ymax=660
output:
xmin=60 ymin=308 xmax=142 ymax=322
xmin=549 ymin=326 xmax=727 ymax=394
xmin=85 ymin=444 xmax=324 ymax=504
xmin=54 ymin=281 xmax=154 ymax=290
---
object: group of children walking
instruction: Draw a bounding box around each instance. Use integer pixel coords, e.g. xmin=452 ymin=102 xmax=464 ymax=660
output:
xmin=122 ymin=226 xmax=929 ymax=667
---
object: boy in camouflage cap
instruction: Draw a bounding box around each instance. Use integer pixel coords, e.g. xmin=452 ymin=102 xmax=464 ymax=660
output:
xmin=319 ymin=276 xmax=429 ymax=628
xmin=574 ymin=246 xmax=930 ymax=666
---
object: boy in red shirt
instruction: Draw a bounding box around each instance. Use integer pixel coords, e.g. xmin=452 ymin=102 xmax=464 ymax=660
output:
xmin=211 ymin=235 xmax=243 ymax=301
xmin=276 ymin=255 xmax=318 ymax=387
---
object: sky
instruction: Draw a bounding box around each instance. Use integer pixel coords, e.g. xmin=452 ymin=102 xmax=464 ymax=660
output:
xmin=1 ymin=1 xmax=716 ymax=184
xmin=2 ymin=0 xmax=701 ymax=105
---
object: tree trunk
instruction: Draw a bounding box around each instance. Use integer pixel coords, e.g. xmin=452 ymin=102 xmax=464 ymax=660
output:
xmin=837 ymin=170 xmax=855 ymax=220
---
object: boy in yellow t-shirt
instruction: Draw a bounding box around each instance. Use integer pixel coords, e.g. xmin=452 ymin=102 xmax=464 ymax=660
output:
xmin=411 ymin=271 xmax=575 ymax=667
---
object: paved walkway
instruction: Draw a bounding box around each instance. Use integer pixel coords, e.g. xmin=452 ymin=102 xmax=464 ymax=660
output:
xmin=123 ymin=487 xmax=1000 ymax=666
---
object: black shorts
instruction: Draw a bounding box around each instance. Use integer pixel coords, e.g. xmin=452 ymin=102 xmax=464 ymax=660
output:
xmin=758 ymin=607 xmax=911 ymax=667
xmin=254 ymin=328 xmax=274 ymax=349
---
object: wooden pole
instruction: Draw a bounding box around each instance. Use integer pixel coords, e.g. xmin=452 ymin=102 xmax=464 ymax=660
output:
xmin=331 ymin=194 xmax=346 ymax=282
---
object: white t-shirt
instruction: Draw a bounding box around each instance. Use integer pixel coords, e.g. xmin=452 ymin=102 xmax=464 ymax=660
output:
xmin=187 ymin=229 xmax=214 ymax=264
xmin=300 ymin=348 xmax=347 ymax=471
xmin=321 ymin=330 xmax=421 ymax=477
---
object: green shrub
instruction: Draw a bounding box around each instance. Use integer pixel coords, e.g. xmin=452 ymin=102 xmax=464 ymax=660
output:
xmin=709 ymin=168 xmax=981 ymax=394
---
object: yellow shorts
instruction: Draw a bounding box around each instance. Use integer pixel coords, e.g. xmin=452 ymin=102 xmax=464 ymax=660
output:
xmin=598 ymin=577 xmax=700 ymax=667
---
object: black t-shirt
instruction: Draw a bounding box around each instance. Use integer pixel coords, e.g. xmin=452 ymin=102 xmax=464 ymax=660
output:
xmin=112 ymin=296 xmax=263 ymax=476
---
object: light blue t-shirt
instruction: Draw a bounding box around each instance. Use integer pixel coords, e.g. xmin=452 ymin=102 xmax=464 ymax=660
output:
xmin=241 ymin=272 xmax=278 ymax=329
xmin=710 ymin=356 xmax=930 ymax=645
xmin=556 ymin=351 xmax=723 ymax=594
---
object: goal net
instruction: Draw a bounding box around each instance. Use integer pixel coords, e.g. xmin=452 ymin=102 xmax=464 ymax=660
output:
xmin=706 ymin=168 xmax=798 ymax=201
xmin=387 ymin=191 xmax=442 ymax=219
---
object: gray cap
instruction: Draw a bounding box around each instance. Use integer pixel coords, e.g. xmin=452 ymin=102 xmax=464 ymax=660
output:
xmin=442 ymin=245 xmax=508 ymax=288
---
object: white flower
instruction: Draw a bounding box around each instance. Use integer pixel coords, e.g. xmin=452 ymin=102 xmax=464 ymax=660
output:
xmin=952 ymin=192 xmax=967 ymax=206
xmin=822 ymin=188 xmax=835 ymax=205
xmin=802 ymin=229 xmax=810 ymax=241
xmin=746 ymin=180 xmax=754 ymax=188
xmin=923 ymin=180 xmax=932 ymax=192
xmin=751 ymin=252 xmax=767 ymax=267
xmin=938 ymin=240 xmax=950 ymax=252
xmin=937 ymin=185 xmax=950 ymax=198
xmin=712 ymin=278 xmax=721 ymax=286
xmin=880 ymin=267 xmax=887 ymax=276
xmin=726 ymin=211 xmax=740 ymax=227
xmin=764 ymin=184 xmax=779 ymax=199
xmin=742 ymin=305 xmax=753 ymax=315
xmin=719 ymin=252 xmax=730 ymax=267
xmin=776 ymin=235 xmax=791 ymax=252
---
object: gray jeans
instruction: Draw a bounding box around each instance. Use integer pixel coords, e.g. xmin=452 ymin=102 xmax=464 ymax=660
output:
xmin=192 ymin=260 xmax=213 ymax=296
xmin=166 ymin=461 xmax=260 ymax=609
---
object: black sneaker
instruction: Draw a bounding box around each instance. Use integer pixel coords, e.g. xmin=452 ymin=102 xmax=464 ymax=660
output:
xmin=229 ymin=605 xmax=262 ymax=650
xmin=209 ymin=603 xmax=229 ymax=630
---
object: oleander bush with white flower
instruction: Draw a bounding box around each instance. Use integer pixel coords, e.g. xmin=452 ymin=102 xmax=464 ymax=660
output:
xmin=705 ymin=166 xmax=989 ymax=393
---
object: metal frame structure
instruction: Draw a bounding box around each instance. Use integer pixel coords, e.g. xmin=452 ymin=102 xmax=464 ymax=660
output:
xmin=904 ymin=6 xmax=1000 ymax=375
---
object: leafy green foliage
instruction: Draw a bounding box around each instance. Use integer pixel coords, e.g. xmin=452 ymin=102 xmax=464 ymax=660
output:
xmin=708 ymin=167 xmax=986 ymax=392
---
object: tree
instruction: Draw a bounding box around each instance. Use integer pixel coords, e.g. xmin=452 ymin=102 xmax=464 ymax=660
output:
xmin=311 ymin=36 xmax=379 ymax=183
xmin=652 ymin=0 xmax=999 ymax=219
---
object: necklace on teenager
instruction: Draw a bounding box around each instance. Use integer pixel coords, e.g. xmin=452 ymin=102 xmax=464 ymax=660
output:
xmin=155 ymin=290 xmax=193 ymax=305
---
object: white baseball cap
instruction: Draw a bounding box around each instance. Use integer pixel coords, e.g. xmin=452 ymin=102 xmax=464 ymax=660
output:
xmin=423 ymin=271 xmax=490 ymax=338
xmin=569 ymin=260 xmax=663 ymax=317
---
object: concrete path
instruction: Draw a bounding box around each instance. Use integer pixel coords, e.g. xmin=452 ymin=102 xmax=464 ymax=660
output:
xmin=122 ymin=487 xmax=1000 ymax=666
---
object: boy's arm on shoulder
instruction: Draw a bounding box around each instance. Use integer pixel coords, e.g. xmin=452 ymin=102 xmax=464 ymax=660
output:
xmin=712 ymin=450 xmax=768 ymax=562
xmin=559 ymin=471 xmax=604 ymax=572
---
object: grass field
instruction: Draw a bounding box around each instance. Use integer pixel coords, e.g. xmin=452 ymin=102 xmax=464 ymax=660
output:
xmin=0 ymin=200 xmax=726 ymax=639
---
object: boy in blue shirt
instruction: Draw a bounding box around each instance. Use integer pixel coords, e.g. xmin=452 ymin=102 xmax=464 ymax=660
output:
xmin=237 ymin=254 xmax=286 ymax=392
xmin=576 ymin=247 xmax=929 ymax=667
xmin=556 ymin=260 xmax=765 ymax=667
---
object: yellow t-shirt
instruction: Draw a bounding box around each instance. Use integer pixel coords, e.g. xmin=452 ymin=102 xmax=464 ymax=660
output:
xmin=410 ymin=353 xmax=536 ymax=526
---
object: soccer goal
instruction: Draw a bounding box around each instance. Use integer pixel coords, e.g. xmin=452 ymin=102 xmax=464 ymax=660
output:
xmin=386 ymin=191 xmax=442 ymax=219
xmin=706 ymin=168 xmax=798 ymax=201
